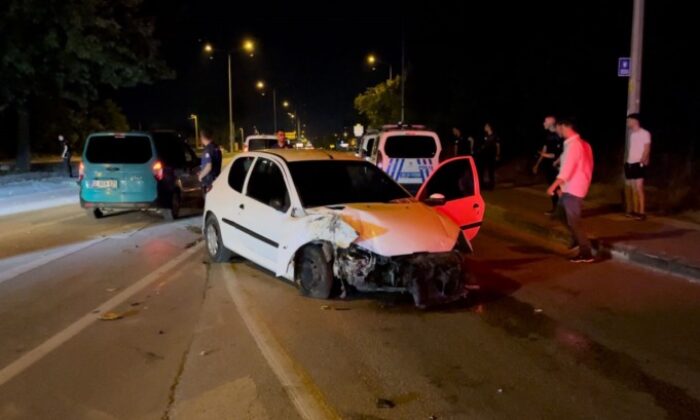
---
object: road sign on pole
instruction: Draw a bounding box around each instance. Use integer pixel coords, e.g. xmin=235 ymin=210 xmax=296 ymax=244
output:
xmin=618 ymin=57 xmax=631 ymax=77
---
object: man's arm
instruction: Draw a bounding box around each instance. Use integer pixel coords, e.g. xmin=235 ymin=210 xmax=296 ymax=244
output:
xmin=198 ymin=163 xmax=212 ymax=181
xmin=547 ymin=177 xmax=566 ymax=196
xmin=533 ymin=145 xmax=546 ymax=174
xmin=641 ymin=141 xmax=651 ymax=166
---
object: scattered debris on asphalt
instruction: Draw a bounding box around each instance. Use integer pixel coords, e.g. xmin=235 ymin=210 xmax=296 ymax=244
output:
xmin=98 ymin=309 xmax=138 ymax=321
xmin=376 ymin=398 xmax=395 ymax=409
xmin=187 ymin=226 xmax=203 ymax=235
xmin=534 ymin=308 xmax=544 ymax=314
xmin=106 ymin=288 xmax=117 ymax=293
xmin=158 ymin=330 xmax=165 ymax=335
xmin=320 ymin=305 xmax=351 ymax=311
xmin=497 ymin=388 xmax=504 ymax=394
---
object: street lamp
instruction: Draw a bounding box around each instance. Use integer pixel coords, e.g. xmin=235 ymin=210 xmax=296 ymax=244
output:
xmin=203 ymin=39 xmax=256 ymax=152
xmin=365 ymin=53 xmax=392 ymax=79
xmin=255 ymin=81 xmax=278 ymax=132
xmin=189 ymin=114 xmax=199 ymax=148
xmin=282 ymin=100 xmax=290 ymax=109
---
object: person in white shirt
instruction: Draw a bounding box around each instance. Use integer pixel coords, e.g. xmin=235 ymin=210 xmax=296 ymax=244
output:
xmin=624 ymin=114 xmax=651 ymax=221
xmin=546 ymin=118 xmax=595 ymax=263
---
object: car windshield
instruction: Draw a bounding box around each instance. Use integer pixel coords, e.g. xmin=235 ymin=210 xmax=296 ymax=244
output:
xmin=384 ymin=135 xmax=437 ymax=158
xmin=248 ymin=138 xmax=278 ymax=150
xmin=288 ymin=160 xmax=412 ymax=208
xmin=85 ymin=135 xmax=153 ymax=164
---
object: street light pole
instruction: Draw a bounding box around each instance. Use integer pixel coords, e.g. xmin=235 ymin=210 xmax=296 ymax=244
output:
xmin=627 ymin=0 xmax=645 ymax=115
xmin=272 ymin=88 xmax=278 ymax=132
xmin=400 ymin=22 xmax=406 ymax=122
xmin=227 ymin=53 xmax=235 ymax=152
xmin=190 ymin=114 xmax=199 ymax=148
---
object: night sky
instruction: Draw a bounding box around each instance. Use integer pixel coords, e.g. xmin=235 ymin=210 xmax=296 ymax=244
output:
xmin=115 ymin=1 xmax=698 ymax=165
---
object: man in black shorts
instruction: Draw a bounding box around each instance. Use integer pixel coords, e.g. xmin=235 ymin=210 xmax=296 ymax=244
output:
xmin=624 ymin=114 xmax=651 ymax=221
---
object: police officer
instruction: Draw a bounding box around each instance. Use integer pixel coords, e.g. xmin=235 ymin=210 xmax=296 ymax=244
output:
xmin=58 ymin=135 xmax=73 ymax=177
xmin=198 ymin=129 xmax=222 ymax=193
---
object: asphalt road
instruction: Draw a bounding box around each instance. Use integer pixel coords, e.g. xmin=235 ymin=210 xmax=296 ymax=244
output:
xmin=0 ymin=203 xmax=699 ymax=419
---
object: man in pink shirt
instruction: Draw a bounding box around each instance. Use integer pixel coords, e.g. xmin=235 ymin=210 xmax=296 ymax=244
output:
xmin=546 ymin=118 xmax=595 ymax=263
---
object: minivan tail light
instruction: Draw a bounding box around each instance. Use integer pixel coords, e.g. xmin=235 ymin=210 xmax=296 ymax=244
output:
xmin=243 ymin=145 xmax=249 ymax=152
xmin=152 ymin=161 xmax=164 ymax=181
xmin=78 ymin=162 xmax=85 ymax=182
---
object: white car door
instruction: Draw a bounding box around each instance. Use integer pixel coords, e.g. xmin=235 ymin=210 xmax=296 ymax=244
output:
xmin=236 ymin=157 xmax=292 ymax=270
xmin=217 ymin=156 xmax=256 ymax=257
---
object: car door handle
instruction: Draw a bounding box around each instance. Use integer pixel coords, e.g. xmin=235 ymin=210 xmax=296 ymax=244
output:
xmin=473 ymin=204 xmax=480 ymax=209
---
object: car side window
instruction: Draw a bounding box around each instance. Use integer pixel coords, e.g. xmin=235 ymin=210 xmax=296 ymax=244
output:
xmin=184 ymin=145 xmax=198 ymax=167
xmin=246 ymin=158 xmax=291 ymax=212
xmin=228 ymin=157 xmax=255 ymax=193
xmin=421 ymin=159 xmax=475 ymax=201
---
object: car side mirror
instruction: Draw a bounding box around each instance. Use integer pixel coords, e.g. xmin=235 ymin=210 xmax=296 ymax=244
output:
xmin=424 ymin=193 xmax=446 ymax=206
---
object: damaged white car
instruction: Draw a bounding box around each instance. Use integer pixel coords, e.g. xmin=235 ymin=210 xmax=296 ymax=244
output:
xmin=203 ymin=150 xmax=484 ymax=307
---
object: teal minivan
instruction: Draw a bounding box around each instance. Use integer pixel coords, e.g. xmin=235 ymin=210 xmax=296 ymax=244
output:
xmin=79 ymin=131 xmax=202 ymax=219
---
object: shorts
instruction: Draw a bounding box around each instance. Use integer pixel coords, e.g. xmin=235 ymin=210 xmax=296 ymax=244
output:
xmin=624 ymin=163 xmax=646 ymax=180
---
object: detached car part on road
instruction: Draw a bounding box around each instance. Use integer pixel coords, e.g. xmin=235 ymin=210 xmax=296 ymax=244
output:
xmin=203 ymin=150 xmax=484 ymax=307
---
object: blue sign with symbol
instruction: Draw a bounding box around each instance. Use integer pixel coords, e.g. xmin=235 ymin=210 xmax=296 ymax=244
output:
xmin=618 ymin=57 xmax=631 ymax=77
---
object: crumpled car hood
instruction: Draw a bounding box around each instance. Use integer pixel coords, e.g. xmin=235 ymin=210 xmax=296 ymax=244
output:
xmin=308 ymin=202 xmax=460 ymax=257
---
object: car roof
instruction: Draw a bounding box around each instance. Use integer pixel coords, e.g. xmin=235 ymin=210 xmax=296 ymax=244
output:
xmin=250 ymin=149 xmax=363 ymax=163
xmin=246 ymin=134 xmax=277 ymax=140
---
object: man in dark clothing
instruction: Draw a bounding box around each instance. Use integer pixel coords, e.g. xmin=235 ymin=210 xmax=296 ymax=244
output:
xmin=533 ymin=116 xmax=563 ymax=215
xmin=452 ymin=127 xmax=473 ymax=157
xmin=198 ymin=129 xmax=222 ymax=193
xmin=58 ymin=135 xmax=73 ymax=177
xmin=477 ymin=123 xmax=501 ymax=190
xmin=272 ymin=130 xmax=292 ymax=149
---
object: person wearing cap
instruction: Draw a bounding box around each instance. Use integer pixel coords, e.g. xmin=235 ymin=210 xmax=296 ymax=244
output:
xmin=624 ymin=113 xmax=651 ymax=221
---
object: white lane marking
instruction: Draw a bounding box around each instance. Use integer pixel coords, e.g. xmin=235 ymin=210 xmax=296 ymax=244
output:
xmin=0 ymin=194 xmax=79 ymax=217
xmin=1 ymin=212 xmax=84 ymax=237
xmin=0 ymin=242 xmax=203 ymax=387
xmin=0 ymin=238 xmax=106 ymax=285
xmin=221 ymin=265 xmax=337 ymax=420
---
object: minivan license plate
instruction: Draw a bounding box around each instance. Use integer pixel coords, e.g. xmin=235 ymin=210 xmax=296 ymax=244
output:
xmin=92 ymin=180 xmax=118 ymax=189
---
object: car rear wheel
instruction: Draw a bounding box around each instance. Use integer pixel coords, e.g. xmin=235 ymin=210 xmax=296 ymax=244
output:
xmin=205 ymin=215 xmax=233 ymax=263
xmin=295 ymin=245 xmax=334 ymax=299
xmin=163 ymin=190 xmax=181 ymax=221
xmin=87 ymin=208 xmax=104 ymax=219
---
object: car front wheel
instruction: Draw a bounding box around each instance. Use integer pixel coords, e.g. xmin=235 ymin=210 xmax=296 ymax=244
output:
xmin=205 ymin=215 xmax=233 ymax=263
xmin=295 ymin=245 xmax=334 ymax=299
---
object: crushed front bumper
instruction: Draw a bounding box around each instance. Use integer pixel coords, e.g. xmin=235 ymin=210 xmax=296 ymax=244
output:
xmin=334 ymin=245 xmax=471 ymax=308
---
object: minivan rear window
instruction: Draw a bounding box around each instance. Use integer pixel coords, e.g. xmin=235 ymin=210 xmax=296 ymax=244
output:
xmin=384 ymin=135 xmax=437 ymax=158
xmin=85 ymin=135 xmax=153 ymax=164
xmin=248 ymin=138 xmax=278 ymax=151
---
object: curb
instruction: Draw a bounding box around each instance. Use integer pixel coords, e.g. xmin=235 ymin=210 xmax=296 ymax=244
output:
xmin=486 ymin=203 xmax=700 ymax=282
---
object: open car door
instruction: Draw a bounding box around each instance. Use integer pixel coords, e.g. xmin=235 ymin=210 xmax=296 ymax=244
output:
xmin=416 ymin=156 xmax=484 ymax=241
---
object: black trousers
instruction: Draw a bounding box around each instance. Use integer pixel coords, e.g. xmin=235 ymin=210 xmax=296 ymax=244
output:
xmin=479 ymin=158 xmax=497 ymax=190
xmin=558 ymin=193 xmax=592 ymax=256
xmin=545 ymin=165 xmax=559 ymax=210
xmin=63 ymin=158 xmax=73 ymax=177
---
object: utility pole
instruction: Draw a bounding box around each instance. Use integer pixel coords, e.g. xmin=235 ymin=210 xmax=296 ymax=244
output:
xmin=627 ymin=0 xmax=645 ymax=115
xmin=400 ymin=21 xmax=406 ymax=123
xmin=227 ymin=53 xmax=235 ymax=152
xmin=272 ymin=88 xmax=278 ymax=132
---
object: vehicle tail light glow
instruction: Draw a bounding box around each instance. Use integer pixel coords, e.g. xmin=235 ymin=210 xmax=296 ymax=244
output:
xmin=78 ymin=162 xmax=85 ymax=182
xmin=243 ymin=145 xmax=249 ymax=152
xmin=152 ymin=161 xmax=164 ymax=181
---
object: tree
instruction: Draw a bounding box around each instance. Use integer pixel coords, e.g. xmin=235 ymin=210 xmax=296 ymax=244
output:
xmin=0 ymin=0 xmax=173 ymax=170
xmin=354 ymin=76 xmax=402 ymax=128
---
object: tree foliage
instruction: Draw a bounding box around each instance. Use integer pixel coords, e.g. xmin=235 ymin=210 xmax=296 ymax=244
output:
xmin=354 ymin=76 xmax=402 ymax=128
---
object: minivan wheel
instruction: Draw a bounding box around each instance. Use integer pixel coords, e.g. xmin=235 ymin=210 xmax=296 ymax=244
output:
xmin=205 ymin=215 xmax=233 ymax=263
xmin=163 ymin=191 xmax=181 ymax=221
xmin=295 ymin=245 xmax=334 ymax=299
xmin=87 ymin=208 xmax=104 ymax=219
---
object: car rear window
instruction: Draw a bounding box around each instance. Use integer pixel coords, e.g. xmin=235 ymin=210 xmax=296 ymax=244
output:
xmin=152 ymin=132 xmax=186 ymax=167
xmin=85 ymin=135 xmax=153 ymax=164
xmin=248 ymin=138 xmax=277 ymax=151
xmin=384 ymin=135 xmax=437 ymax=158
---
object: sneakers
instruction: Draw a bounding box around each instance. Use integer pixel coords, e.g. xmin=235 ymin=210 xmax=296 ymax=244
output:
xmin=633 ymin=213 xmax=647 ymax=221
xmin=569 ymin=253 xmax=595 ymax=263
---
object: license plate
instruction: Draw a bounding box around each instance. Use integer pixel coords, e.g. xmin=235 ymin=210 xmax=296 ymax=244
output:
xmin=91 ymin=180 xmax=118 ymax=189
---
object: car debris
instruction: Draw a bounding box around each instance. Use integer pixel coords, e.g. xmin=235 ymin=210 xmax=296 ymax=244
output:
xmin=376 ymin=398 xmax=396 ymax=409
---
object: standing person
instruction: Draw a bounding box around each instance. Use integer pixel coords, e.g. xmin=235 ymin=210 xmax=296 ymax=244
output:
xmin=452 ymin=127 xmax=473 ymax=157
xmin=272 ymin=130 xmax=291 ymax=149
xmin=624 ymin=113 xmax=651 ymax=221
xmin=546 ymin=118 xmax=595 ymax=263
xmin=478 ymin=123 xmax=501 ymax=190
xmin=58 ymin=135 xmax=72 ymax=177
xmin=198 ymin=129 xmax=222 ymax=194
xmin=533 ymin=116 xmax=563 ymax=215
